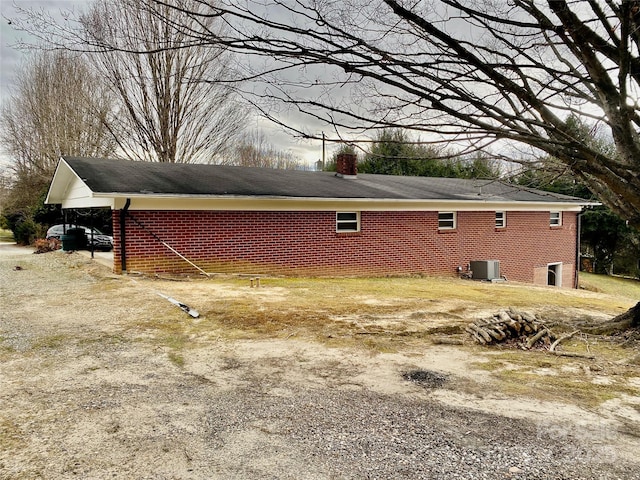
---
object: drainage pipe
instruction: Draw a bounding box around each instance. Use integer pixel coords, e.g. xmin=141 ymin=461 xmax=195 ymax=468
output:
xmin=120 ymin=198 xmax=131 ymax=273
xmin=89 ymin=209 xmax=95 ymax=259
xmin=575 ymin=209 xmax=585 ymax=289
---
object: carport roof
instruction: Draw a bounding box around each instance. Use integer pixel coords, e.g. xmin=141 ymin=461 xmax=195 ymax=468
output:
xmin=47 ymin=156 xmax=592 ymax=207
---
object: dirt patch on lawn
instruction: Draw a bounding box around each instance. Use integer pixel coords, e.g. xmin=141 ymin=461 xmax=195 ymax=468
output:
xmin=1 ymin=246 xmax=639 ymax=479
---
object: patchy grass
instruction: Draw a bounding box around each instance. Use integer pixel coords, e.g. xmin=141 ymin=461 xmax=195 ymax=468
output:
xmin=468 ymin=337 xmax=640 ymax=408
xmin=579 ymin=272 xmax=640 ymax=301
xmin=169 ymin=275 xmax=633 ymax=343
xmin=0 ymin=228 xmax=14 ymax=242
xmin=167 ymin=350 xmax=186 ymax=368
xmin=77 ymin=333 xmax=131 ymax=347
xmin=164 ymin=332 xmax=188 ymax=367
xmin=0 ymin=336 xmax=16 ymax=356
xmin=128 ymin=274 xmax=636 ymax=348
xmin=495 ymin=368 xmax=629 ymax=407
xmin=0 ymin=415 xmax=25 ymax=450
xmin=5 ymin=251 xmax=640 ymax=480
xmin=30 ymin=334 xmax=70 ymax=351
xmin=130 ymin=302 xmax=195 ymax=366
xmin=114 ymin=272 xmax=639 ymax=405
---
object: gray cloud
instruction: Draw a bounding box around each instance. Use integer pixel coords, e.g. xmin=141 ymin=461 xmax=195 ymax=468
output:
xmin=0 ymin=1 xmax=325 ymax=165
xmin=1 ymin=1 xmax=84 ymax=99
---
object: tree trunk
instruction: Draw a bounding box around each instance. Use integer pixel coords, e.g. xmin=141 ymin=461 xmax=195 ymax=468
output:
xmin=585 ymin=302 xmax=640 ymax=335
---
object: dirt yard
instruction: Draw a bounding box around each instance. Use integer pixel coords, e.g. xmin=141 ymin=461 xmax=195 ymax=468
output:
xmin=1 ymin=243 xmax=639 ymax=479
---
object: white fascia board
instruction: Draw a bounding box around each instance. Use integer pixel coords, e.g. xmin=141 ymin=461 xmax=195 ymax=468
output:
xmin=46 ymin=158 xmax=113 ymax=209
xmin=46 ymin=157 xmax=110 ymax=208
xmin=108 ymin=194 xmax=596 ymax=212
xmin=45 ymin=157 xmax=73 ymax=204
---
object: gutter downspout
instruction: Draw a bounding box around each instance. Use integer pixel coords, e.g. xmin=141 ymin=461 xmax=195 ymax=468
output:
xmin=120 ymin=198 xmax=131 ymax=273
xmin=575 ymin=209 xmax=585 ymax=289
xmin=90 ymin=209 xmax=95 ymax=259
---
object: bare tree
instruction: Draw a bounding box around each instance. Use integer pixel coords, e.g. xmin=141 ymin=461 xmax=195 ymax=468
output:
xmin=0 ymin=50 xmax=115 ymax=186
xmin=74 ymin=0 xmax=637 ymax=229
xmin=225 ymin=129 xmax=305 ymax=169
xmin=78 ymin=0 xmax=246 ymax=163
xmin=0 ymin=168 xmax=12 ymax=216
xmin=12 ymin=2 xmax=640 ymax=219
xmin=0 ymin=50 xmax=116 ymax=242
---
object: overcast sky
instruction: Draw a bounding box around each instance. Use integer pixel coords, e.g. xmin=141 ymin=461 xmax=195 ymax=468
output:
xmin=0 ymin=0 xmax=325 ymax=167
xmin=0 ymin=1 xmax=82 ymax=100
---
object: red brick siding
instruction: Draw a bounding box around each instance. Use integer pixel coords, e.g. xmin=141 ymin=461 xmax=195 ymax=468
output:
xmin=111 ymin=210 xmax=577 ymax=285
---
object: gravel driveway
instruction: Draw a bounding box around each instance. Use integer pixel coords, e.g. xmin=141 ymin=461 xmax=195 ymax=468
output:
xmin=1 ymin=244 xmax=638 ymax=479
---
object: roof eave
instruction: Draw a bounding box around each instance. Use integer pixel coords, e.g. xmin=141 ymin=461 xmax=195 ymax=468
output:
xmin=93 ymin=192 xmax=597 ymax=212
xmin=45 ymin=157 xmax=71 ymax=204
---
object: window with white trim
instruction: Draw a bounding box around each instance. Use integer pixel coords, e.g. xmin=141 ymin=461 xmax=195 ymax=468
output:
xmin=495 ymin=211 xmax=506 ymax=228
xmin=438 ymin=212 xmax=456 ymax=230
xmin=336 ymin=212 xmax=360 ymax=232
xmin=550 ymin=211 xmax=562 ymax=226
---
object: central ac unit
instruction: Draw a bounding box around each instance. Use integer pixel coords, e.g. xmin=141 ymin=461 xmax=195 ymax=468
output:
xmin=470 ymin=260 xmax=500 ymax=280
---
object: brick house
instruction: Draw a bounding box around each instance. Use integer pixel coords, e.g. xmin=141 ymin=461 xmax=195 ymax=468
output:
xmin=46 ymin=155 xmax=595 ymax=287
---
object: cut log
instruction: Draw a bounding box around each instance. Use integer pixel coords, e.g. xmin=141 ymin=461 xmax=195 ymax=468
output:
xmin=469 ymin=324 xmax=492 ymax=343
xmin=465 ymin=327 xmax=487 ymax=344
xmin=493 ymin=324 xmax=508 ymax=337
xmin=508 ymin=307 xmax=523 ymax=321
xmin=550 ymin=330 xmax=580 ymax=352
xmin=551 ymin=351 xmax=595 ymax=359
xmin=526 ymin=328 xmax=549 ymax=349
xmin=466 ymin=309 xmax=556 ymax=348
xmin=431 ymin=337 xmax=465 ymax=345
xmin=486 ymin=328 xmax=506 ymax=341
xmin=475 ymin=319 xmax=511 ymax=328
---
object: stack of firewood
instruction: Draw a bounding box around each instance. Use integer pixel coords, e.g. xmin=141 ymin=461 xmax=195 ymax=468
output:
xmin=465 ymin=307 xmax=553 ymax=348
xmin=465 ymin=308 xmax=593 ymax=358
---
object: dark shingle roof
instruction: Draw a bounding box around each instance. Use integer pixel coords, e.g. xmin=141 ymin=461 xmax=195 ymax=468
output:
xmin=62 ymin=156 xmax=587 ymax=204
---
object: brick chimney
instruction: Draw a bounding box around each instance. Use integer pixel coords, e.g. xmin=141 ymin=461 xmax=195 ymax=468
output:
xmin=335 ymin=153 xmax=357 ymax=178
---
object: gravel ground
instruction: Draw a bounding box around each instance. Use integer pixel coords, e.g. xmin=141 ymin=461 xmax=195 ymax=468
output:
xmin=1 ymin=244 xmax=638 ymax=479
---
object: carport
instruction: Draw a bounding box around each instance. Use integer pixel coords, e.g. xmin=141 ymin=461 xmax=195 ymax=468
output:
xmin=50 ymin=208 xmax=113 ymax=258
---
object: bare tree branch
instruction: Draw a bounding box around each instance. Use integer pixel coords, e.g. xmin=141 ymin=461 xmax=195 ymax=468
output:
xmin=77 ymin=0 xmax=249 ymax=163
xmin=9 ymin=0 xmax=640 ymax=223
xmin=0 ymin=50 xmax=116 ymax=182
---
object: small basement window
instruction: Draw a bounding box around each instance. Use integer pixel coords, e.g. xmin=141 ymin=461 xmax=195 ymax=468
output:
xmin=495 ymin=211 xmax=506 ymax=228
xmin=438 ymin=212 xmax=456 ymax=230
xmin=550 ymin=211 xmax=562 ymax=227
xmin=336 ymin=212 xmax=360 ymax=232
